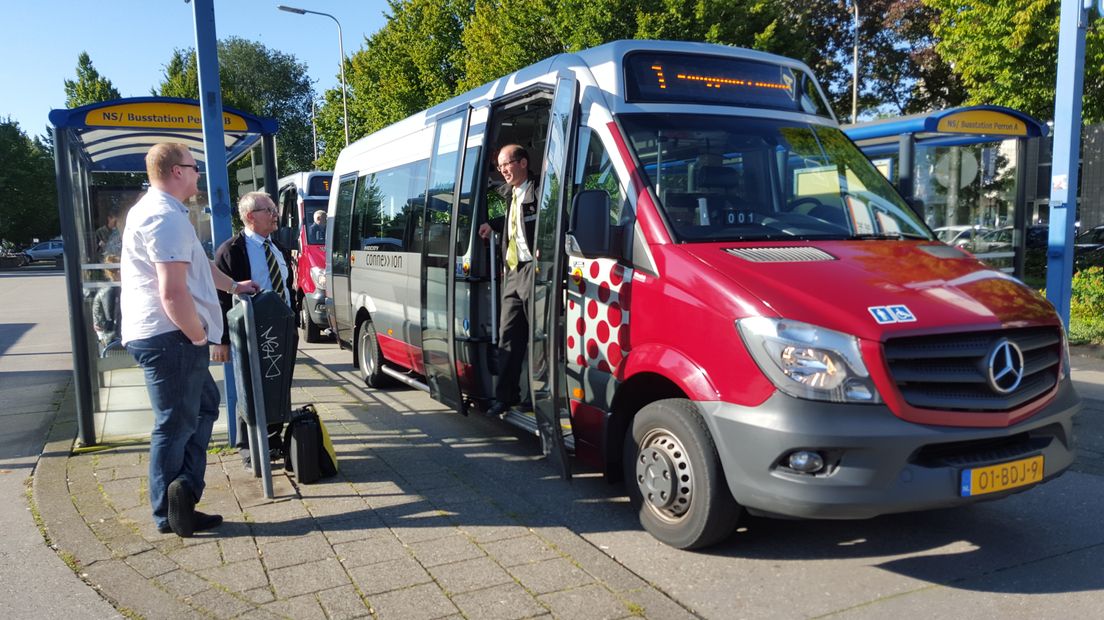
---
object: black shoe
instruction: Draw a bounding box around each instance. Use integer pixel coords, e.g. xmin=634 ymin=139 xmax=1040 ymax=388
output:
xmin=485 ymin=400 xmax=510 ymax=418
xmin=167 ymin=477 xmax=196 ymax=538
xmin=157 ymin=522 xmax=173 ymax=534
xmin=192 ymin=511 xmax=223 ymax=533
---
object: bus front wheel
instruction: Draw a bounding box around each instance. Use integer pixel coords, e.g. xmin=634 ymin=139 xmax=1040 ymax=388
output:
xmin=357 ymin=320 xmax=388 ymax=388
xmin=623 ymin=398 xmax=741 ymax=550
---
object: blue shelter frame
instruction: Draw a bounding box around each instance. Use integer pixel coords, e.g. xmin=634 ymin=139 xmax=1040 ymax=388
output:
xmin=50 ymin=97 xmax=279 ymax=447
xmin=844 ymin=105 xmax=1048 ymax=280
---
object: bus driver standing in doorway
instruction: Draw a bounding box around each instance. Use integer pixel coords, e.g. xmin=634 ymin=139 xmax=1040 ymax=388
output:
xmin=478 ymin=144 xmax=539 ymax=417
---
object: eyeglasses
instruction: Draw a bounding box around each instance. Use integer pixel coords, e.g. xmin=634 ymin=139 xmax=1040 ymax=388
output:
xmin=496 ymin=158 xmax=522 ymax=172
xmin=251 ymin=207 xmax=278 ymax=215
xmin=175 ymin=163 xmax=201 ymax=173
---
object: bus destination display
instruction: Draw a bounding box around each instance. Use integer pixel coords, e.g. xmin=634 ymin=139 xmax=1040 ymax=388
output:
xmin=625 ymin=53 xmax=813 ymax=113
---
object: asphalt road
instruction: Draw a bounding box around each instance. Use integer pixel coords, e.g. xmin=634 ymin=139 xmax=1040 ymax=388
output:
xmin=0 ymin=267 xmax=120 ymax=618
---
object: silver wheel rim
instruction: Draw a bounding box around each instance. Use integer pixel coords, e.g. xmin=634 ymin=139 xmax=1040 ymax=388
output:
xmin=635 ymin=427 xmax=693 ymax=523
xmin=359 ymin=325 xmax=377 ymax=378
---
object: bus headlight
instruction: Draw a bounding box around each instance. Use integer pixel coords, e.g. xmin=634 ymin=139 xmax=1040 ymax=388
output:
xmin=310 ymin=266 xmax=326 ymax=290
xmin=737 ymin=316 xmax=881 ymax=403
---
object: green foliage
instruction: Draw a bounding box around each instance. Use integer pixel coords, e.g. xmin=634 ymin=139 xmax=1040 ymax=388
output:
xmin=154 ymin=37 xmax=316 ymax=175
xmin=0 ymin=119 xmax=58 ymax=245
xmin=925 ymin=0 xmax=1104 ymax=123
xmin=1069 ymin=266 xmax=1104 ymax=344
xmin=314 ymin=0 xmax=954 ymax=165
xmin=63 ymin=52 xmax=121 ymax=108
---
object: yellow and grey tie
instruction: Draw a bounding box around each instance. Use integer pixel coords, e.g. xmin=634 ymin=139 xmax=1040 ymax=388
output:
xmin=506 ymin=191 xmax=519 ymax=270
xmin=263 ymin=239 xmax=287 ymax=303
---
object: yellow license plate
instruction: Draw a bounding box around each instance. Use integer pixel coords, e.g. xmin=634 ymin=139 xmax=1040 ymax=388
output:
xmin=960 ymin=455 xmax=1044 ymax=497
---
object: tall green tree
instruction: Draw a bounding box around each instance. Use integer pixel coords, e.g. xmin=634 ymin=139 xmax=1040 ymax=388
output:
xmin=0 ymin=119 xmax=57 ymax=245
xmin=155 ymin=37 xmax=316 ymax=175
xmin=315 ymin=0 xmax=473 ymax=168
xmin=63 ymin=52 xmax=121 ymax=108
xmin=924 ymin=0 xmax=1103 ymax=122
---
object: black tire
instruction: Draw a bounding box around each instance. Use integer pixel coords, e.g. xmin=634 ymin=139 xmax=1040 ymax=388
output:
xmin=357 ymin=319 xmax=389 ymax=388
xmin=623 ymin=398 xmax=742 ymax=549
xmin=300 ymin=305 xmax=323 ymax=343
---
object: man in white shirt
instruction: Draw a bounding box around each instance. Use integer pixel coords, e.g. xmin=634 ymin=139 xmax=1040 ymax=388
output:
xmin=214 ymin=191 xmax=296 ymax=467
xmin=478 ymin=144 xmax=539 ymax=417
xmin=121 ymin=143 xmax=258 ymax=537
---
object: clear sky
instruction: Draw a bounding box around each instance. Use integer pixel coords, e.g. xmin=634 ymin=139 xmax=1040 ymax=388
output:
xmin=1 ymin=1 xmax=389 ymax=139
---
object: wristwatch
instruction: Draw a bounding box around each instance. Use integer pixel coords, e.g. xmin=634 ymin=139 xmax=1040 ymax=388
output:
xmin=229 ymin=281 xmax=239 ymax=294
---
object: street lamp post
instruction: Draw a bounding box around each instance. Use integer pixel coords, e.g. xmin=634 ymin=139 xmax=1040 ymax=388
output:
xmin=278 ymin=4 xmax=350 ymax=146
xmin=851 ymin=0 xmax=860 ymax=123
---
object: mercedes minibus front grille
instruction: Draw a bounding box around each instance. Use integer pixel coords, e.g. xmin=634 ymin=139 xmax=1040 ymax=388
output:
xmin=883 ymin=327 xmax=1062 ymax=412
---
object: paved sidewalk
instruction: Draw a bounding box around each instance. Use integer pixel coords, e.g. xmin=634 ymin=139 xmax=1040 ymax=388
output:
xmin=34 ymin=352 xmax=690 ymax=620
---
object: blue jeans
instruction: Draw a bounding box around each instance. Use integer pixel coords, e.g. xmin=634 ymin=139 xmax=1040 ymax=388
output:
xmin=126 ymin=330 xmax=220 ymax=529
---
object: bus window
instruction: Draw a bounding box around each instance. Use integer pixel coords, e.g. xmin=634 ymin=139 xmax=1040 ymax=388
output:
xmin=332 ymin=176 xmax=356 ymax=273
xmin=575 ymin=129 xmax=625 ymax=223
xmin=351 ymin=173 xmax=379 ymax=251
xmin=455 ymin=146 xmax=481 ymax=260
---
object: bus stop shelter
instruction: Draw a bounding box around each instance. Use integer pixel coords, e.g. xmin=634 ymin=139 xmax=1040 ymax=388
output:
xmin=844 ymin=105 xmax=1048 ymax=281
xmin=50 ymin=97 xmax=278 ymax=447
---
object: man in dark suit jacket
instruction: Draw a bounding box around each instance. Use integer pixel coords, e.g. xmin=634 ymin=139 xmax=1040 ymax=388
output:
xmin=477 ymin=144 xmax=539 ymax=417
xmin=214 ymin=191 xmax=296 ymax=467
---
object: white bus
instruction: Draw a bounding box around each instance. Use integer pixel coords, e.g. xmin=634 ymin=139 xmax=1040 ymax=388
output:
xmin=324 ymin=40 xmax=1077 ymax=549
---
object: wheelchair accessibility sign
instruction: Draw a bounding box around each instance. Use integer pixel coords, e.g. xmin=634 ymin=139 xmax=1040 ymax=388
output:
xmin=869 ymin=305 xmax=916 ymax=324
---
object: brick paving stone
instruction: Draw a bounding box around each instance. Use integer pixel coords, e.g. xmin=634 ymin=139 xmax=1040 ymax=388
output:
xmin=168 ymin=541 xmax=224 ymax=571
xmin=244 ymin=586 xmax=277 ymax=605
xmin=260 ymin=531 xmax=334 ymax=570
xmin=316 ymin=584 xmax=373 ymax=619
xmin=535 ymin=528 xmax=648 ymax=593
xmin=187 ymin=587 xmax=255 ymax=617
xmin=481 ymin=535 xmax=561 ymax=567
xmin=263 ymin=592 xmax=328 ymax=620
xmin=156 ymin=568 xmax=211 ymax=597
xmin=219 ymin=536 xmax=261 ymax=564
xmin=319 ymin=517 xmax=388 ymax=545
xmin=334 ymin=534 xmax=410 ymax=568
xmin=508 ymin=557 xmax=596 ymax=595
xmin=101 ymin=477 xmax=144 ymax=510
xmin=199 ymin=558 xmax=269 ymax=593
xmin=347 ymin=555 xmax=433 ymax=595
xmin=104 ymin=531 xmax=155 ymax=557
xmin=621 ymin=586 xmax=698 ymax=620
xmin=269 ymin=557 xmax=350 ymax=598
xmin=303 ymin=496 xmax=372 ymax=519
xmin=539 ymin=584 xmax=632 ymax=620
xmin=81 ymin=557 xmax=200 ymax=620
xmin=426 ymin=556 xmax=514 ymax=595
xmin=449 ymin=582 xmax=549 ymax=620
xmin=235 ymin=608 xmax=285 ymax=620
xmin=408 ymin=532 xmax=485 ymax=567
xmin=88 ymin=516 xmax=133 ymax=540
xmin=368 ymin=582 xmax=458 ymax=620
xmin=125 ymin=548 xmax=180 ymax=578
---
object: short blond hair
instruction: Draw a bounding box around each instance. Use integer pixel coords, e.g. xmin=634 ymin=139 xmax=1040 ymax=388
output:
xmin=145 ymin=143 xmax=192 ymax=181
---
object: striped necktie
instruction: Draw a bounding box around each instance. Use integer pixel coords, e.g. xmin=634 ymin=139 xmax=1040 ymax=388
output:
xmin=263 ymin=239 xmax=287 ymax=304
xmin=506 ymin=190 xmax=519 ymax=270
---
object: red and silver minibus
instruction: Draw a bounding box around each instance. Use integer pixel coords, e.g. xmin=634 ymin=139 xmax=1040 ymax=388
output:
xmin=324 ymin=40 xmax=1078 ymax=549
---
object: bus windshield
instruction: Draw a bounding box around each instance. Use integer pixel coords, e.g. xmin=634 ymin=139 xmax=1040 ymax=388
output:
xmin=619 ymin=114 xmax=930 ymax=243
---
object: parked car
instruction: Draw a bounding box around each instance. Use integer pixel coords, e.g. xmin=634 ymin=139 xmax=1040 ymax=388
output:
xmin=22 ymin=240 xmax=64 ymax=263
xmin=933 ymin=225 xmax=991 ymax=247
xmin=1075 ymin=225 xmax=1104 ymax=251
xmin=963 ymin=225 xmax=1047 ymax=255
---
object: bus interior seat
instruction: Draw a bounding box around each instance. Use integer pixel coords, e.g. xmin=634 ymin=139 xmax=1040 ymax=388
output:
xmin=662 ymin=191 xmax=706 ymax=227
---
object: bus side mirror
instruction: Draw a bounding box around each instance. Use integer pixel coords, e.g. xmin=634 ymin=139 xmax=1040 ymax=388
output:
xmin=567 ymin=190 xmax=611 ymax=257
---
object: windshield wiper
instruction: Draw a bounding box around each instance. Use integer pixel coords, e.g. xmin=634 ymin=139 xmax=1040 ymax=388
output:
xmin=848 ymin=232 xmax=928 ymax=241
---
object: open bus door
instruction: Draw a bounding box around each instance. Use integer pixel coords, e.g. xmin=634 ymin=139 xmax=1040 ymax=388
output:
xmin=530 ymin=76 xmax=578 ymax=481
xmin=421 ymin=108 xmax=471 ymax=414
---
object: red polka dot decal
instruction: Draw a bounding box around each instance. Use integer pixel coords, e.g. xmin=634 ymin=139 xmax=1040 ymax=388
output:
xmin=567 ymin=258 xmax=632 ymax=375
